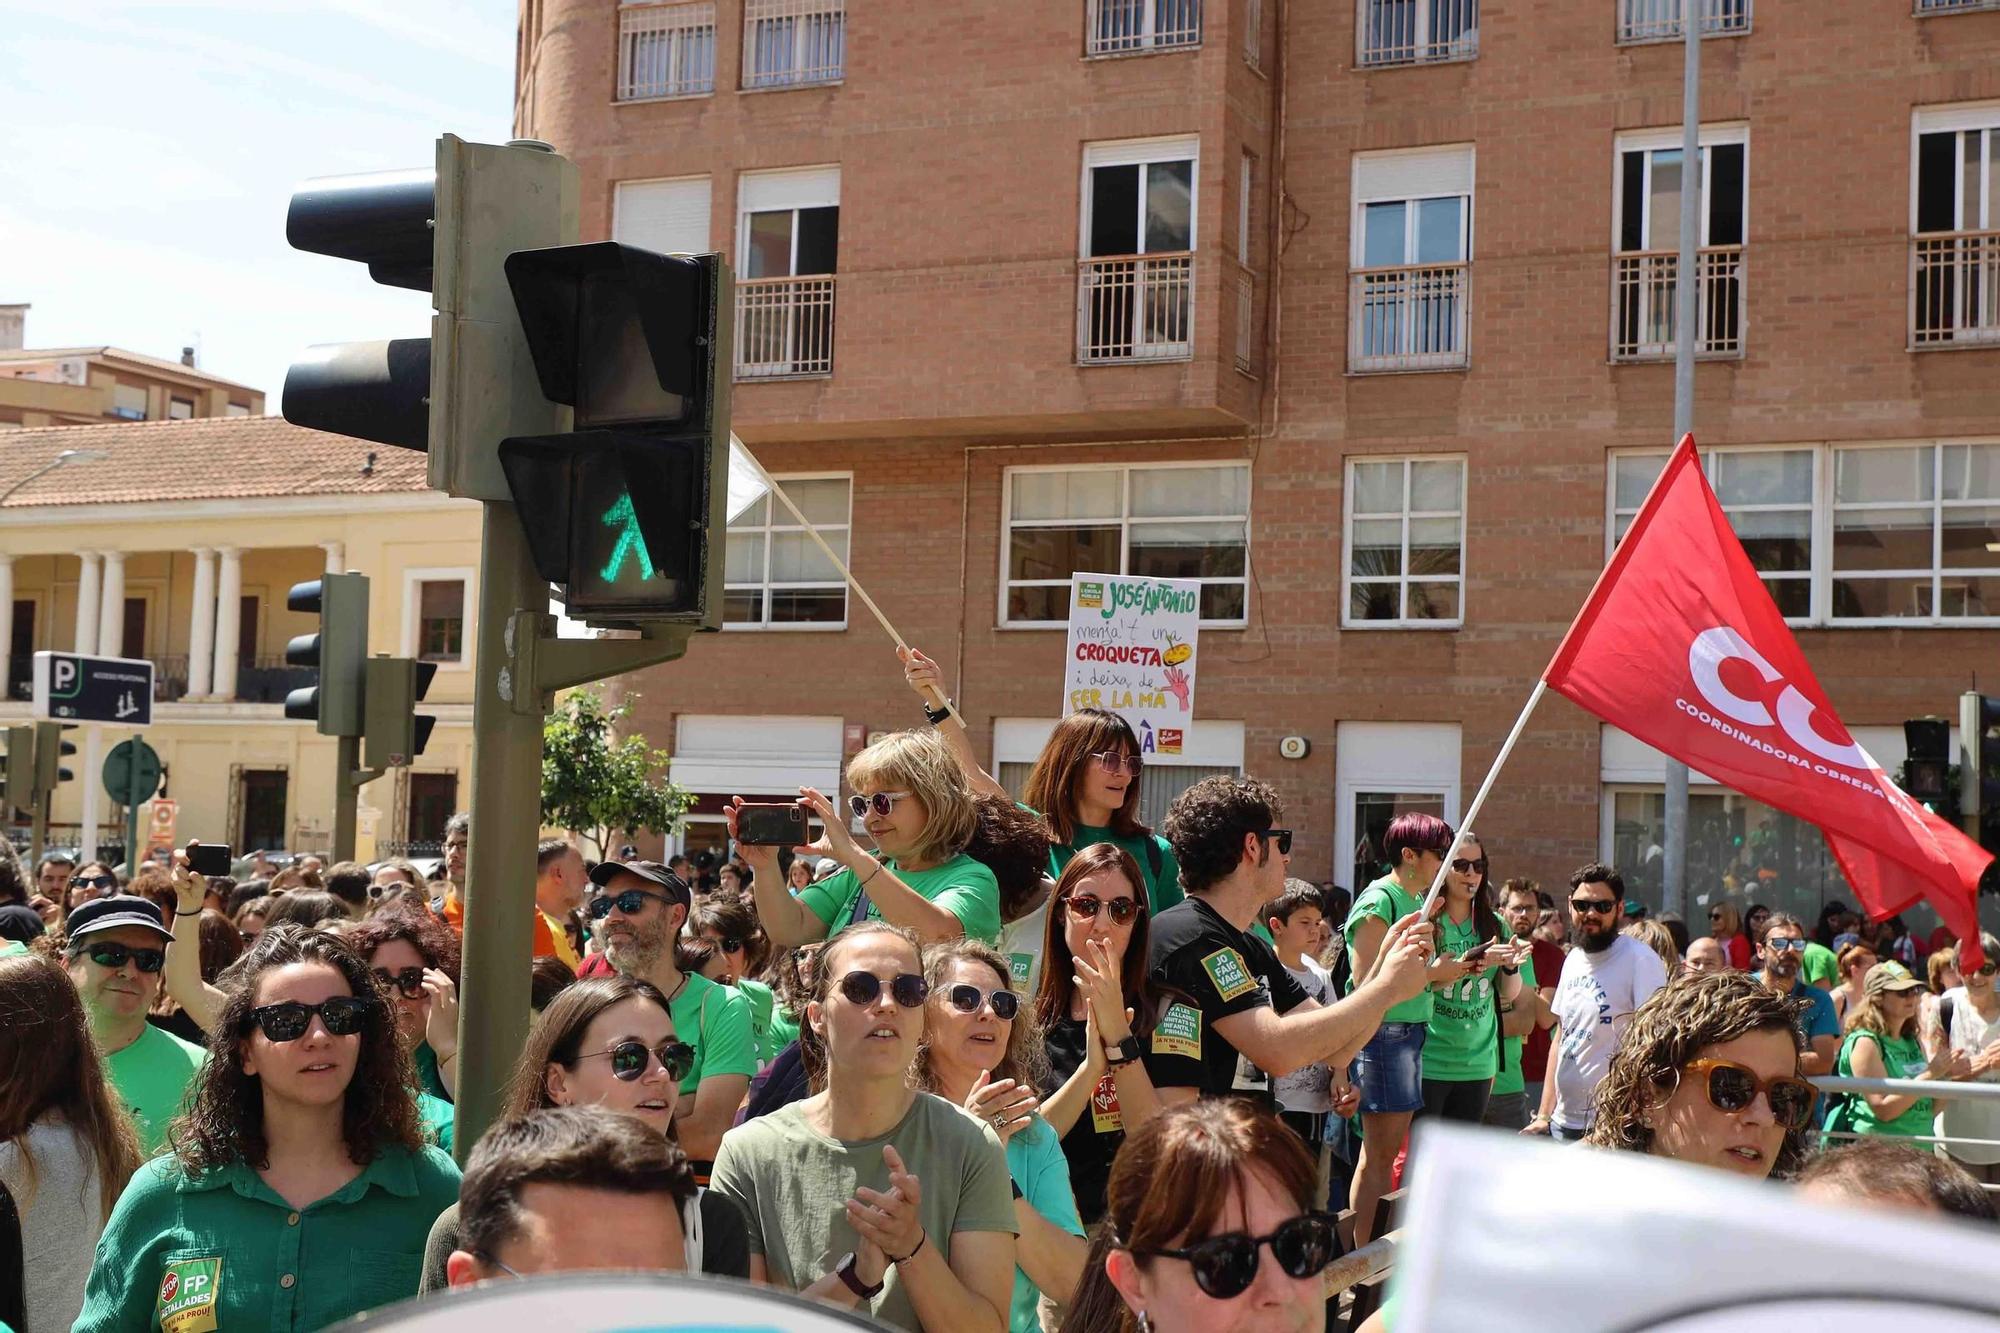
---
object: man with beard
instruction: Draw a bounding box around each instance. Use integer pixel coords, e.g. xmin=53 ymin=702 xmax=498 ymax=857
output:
xmin=1756 ymin=912 xmax=1840 ymax=1074
xmin=587 ymin=859 xmax=757 ymax=1173
xmin=1526 ymin=864 xmax=1666 ymax=1141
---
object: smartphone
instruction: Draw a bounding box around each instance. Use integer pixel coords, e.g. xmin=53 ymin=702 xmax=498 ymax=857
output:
xmin=736 ymin=803 xmax=806 ymax=847
xmin=1459 ymin=939 xmax=1496 ymax=966
xmin=189 ymin=843 xmax=233 ymax=877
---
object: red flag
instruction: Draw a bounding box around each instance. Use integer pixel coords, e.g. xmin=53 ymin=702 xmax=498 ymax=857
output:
xmin=1545 ymin=435 xmax=1989 ymax=968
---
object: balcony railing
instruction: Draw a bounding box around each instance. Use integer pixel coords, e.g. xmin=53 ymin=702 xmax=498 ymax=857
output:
xmin=1349 ymin=262 xmax=1470 ymax=372
xmin=1086 ymin=0 xmax=1202 ymax=55
xmin=1916 ymin=0 xmax=2000 ymax=13
xmin=736 ymin=275 xmax=837 ymax=379
xmin=743 ymin=0 xmax=845 ymax=89
xmin=1913 ymin=232 xmax=2000 ymax=348
xmin=1077 ymin=253 xmax=1195 ymax=364
xmin=1235 ymin=267 xmax=1257 ymax=373
xmin=617 ymin=1 xmax=717 ymax=100
xmin=1612 ymin=247 xmax=1744 ymax=361
xmin=1357 ymin=0 xmax=1478 ymax=67
xmin=1618 ymin=0 xmax=1752 ymax=42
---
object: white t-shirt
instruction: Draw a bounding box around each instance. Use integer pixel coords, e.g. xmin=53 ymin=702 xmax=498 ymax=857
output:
xmin=1938 ymin=986 xmax=2000 ymax=1166
xmin=1550 ymin=934 xmax=1668 ymax=1131
xmin=1274 ymin=956 xmax=1335 ymax=1114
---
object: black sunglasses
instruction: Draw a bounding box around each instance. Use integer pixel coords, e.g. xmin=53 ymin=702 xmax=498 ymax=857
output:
xmin=83 ymin=943 xmax=165 ymax=973
xmin=838 ymin=970 xmax=929 ymax=1009
xmin=1449 ymin=857 xmax=1481 ymax=875
xmin=70 ymin=874 xmax=117 ymax=891
xmin=587 ymin=887 xmax=679 ymax=920
xmin=1065 ymin=893 xmax=1141 ymax=925
xmin=1571 ymin=897 xmax=1619 ymax=916
xmin=945 ymin=983 xmax=1019 ymax=1021
xmin=576 ymin=1039 xmax=695 ymax=1084
xmin=371 ymin=966 xmax=426 ymax=999
xmin=1132 ymin=1213 xmax=1338 ymax=1300
xmin=246 ymin=996 xmax=373 ymax=1042
xmin=1256 ymin=828 xmax=1293 ymax=855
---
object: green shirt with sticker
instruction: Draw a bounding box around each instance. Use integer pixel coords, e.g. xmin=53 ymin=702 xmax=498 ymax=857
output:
xmin=1423 ymin=915 xmax=1503 ymax=1084
xmin=1342 ymin=873 xmax=1434 ymax=1025
xmin=799 ymin=853 xmax=1003 ymax=946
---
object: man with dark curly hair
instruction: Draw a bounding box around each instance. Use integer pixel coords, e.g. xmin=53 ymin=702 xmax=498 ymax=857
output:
xmin=1145 ymin=775 xmax=1434 ymax=1108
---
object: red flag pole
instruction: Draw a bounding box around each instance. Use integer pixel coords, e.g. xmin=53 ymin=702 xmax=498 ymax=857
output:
xmin=1418 ymin=680 xmax=1551 ymax=920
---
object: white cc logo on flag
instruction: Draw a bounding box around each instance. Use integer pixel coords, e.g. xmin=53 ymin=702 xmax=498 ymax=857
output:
xmin=1687 ymin=627 xmax=1872 ymax=771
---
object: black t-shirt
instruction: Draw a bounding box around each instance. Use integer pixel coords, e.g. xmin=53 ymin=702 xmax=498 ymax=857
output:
xmin=1146 ymin=896 xmax=1311 ymax=1101
xmin=1041 ymin=1008 xmax=1204 ymax=1226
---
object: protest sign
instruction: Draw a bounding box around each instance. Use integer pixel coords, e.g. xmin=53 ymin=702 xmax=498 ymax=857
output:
xmin=1062 ymin=572 xmax=1199 ymax=757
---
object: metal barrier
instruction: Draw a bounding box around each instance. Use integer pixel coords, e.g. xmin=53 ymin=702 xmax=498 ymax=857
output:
xmin=1324 ymin=1231 xmax=1398 ymax=1299
xmin=1812 ymin=1074 xmax=2000 ymax=1187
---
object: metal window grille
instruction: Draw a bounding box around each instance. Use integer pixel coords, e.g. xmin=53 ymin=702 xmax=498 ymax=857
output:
xmin=1076 ymin=253 xmax=1195 ymax=363
xmin=744 ymin=0 xmax=845 ymax=88
xmin=1235 ymin=268 xmax=1257 ymax=372
xmin=1913 ymin=233 xmax=2000 ymax=347
xmin=1915 ymin=0 xmax=2000 ymax=12
xmin=617 ymin=2 xmax=716 ymax=100
xmin=1617 ymin=0 xmax=1752 ymax=43
xmin=1357 ymin=0 xmax=1478 ymax=67
xmin=1611 ymin=247 xmax=1744 ymax=360
xmin=1349 ymin=263 xmax=1470 ymax=371
xmin=735 ymin=275 xmax=837 ymax=378
xmin=1087 ymin=0 xmax=1203 ymax=55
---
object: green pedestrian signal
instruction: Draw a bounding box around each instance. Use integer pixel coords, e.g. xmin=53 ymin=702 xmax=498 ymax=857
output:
xmin=599 ymin=493 xmax=655 ymax=584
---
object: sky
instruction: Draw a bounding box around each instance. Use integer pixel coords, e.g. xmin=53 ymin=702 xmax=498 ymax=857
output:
xmin=0 ymin=1 xmax=517 ymax=412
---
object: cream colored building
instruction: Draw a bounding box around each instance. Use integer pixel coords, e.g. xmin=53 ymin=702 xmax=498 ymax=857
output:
xmin=1 ymin=415 xmax=480 ymax=860
xmin=0 ymin=304 xmax=265 ymax=429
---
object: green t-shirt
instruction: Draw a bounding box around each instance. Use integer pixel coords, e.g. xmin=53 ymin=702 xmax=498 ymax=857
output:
xmin=416 ymin=1089 xmax=455 ymax=1152
xmin=413 ymin=1041 xmax=450 ymax=1102
xmin=1801 ymin=940 xmax=1838 ymax=989
xmin=1342 ymin=874 xmax=1433 ymax=1025
xmin=671 ymin=972 xmax=759 ymax=1095
xmin=1006 ymin=1115 xmax=1084 ymax=1333
xmin=1839 ymin=1029 xmax=1936 ymax=1136
xmin=73 ymin=1146 xmax=461 ymax=1333
xmin=1050 ymin=825 xmax=1184 ymax=916
xmin=709 ymin=1093 xmax=1018 ymax=1333
xmin=1423 ymin=915 xmax=1502 ymax=1083
xmin=799 ymin=853 xmax=1003 ymax=946
xmin=106 ymin=1023 xmax=207 ymax=1156
xmin=768 ymin=1005 xmax=800 ymax=1053
xmin=1492 ymin=951 xmax=1537 ymax=1097
xmin=738 ymin=977 xmax=781 ymax=1067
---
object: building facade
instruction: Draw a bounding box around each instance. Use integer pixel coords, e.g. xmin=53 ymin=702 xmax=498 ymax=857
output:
xmin=1 ymin=416 xmax=479 ymax=861
xmin=518 ymin=0 xmax=2000 ymax=930
xmin=0 ymin=305 xmax=266 ymax=428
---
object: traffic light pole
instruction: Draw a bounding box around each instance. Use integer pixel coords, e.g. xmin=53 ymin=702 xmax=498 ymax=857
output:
xmin=30 ymin=792 xmax=47 ymax=866
xmin=331 ymin=734 xmax=384 ymax=863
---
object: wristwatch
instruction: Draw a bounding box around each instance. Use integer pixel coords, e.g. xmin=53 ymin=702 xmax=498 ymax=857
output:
xmin=1104 ymin=1034 xmax=1142 ymax=1068
xmin=1499 ymin=965 xmax=1520 ymax=976
xmin=837 ymin=1252 xmax=884 ymax=1299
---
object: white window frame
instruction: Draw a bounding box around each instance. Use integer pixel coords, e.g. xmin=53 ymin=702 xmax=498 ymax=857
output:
xmin=736 ymin=166 xmax=841 ymax=272
xmin=723 ymin=472 xmax=852 ymax=631
xmin=612 ymin=175 xmax=713 ymax=255
xmin=998 ymin=460 xmax=1252 ymax=630
xmin=1238 ymin=151 xmax=1254 ymax=264
xmin=1341 ymin=453 xmax=1467 ymax=630
xmin=401 ymin=566 xmax=476 ymax=670
xmin=1335 ymin=721 xmax=1462 ymax=896
xmin=1611 ymin=124 xmax=1750 ymax=254
xmin=1079 ymin=136 xmax=1202 ymax=259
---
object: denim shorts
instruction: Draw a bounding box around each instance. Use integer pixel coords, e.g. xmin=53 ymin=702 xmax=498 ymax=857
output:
xmin=1355 ymin=1020 xmax=1427 ymax=1114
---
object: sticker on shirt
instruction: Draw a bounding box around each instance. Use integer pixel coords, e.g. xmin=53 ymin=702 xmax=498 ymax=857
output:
xmin=1152 ymin=1001 xmax=1203 ymax=1060
xmin=1090 ymin=1070 xmax=1124 ymax=1134
xmin=1010 ymin=953 xmax=1033 ymax=991
xmin=1201 ymin=948 xmax=1259 ymax=1002
xmin=157 ymin=1256 xmax=222 ymax=1333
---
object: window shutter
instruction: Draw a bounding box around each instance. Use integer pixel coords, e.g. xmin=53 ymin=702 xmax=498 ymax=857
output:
xmin=738 ymin=166 xmax=841 ymax=214
xmin=1353 ymin=145 xmax=1475 ymax=202
xmin=614 ymin=177 xmax=713 ymax=254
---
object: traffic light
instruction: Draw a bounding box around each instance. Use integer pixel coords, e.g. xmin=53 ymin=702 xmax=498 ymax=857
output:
xmin=1961 ymin=692 xmax=2000 ymax=843
xmin=1903 ymin=716 xmax=1951 ymax=807
xmin=1 ymin=725 xmax=31 ymax=813
xmin=497 ymin=242 xmax=733 ymax=622
xmin=34 ymin=722 xmax=75 ymax=791
xmin=284 ymin=573 xmax=370 ymax=735
xmin=363 ymin=656 xmax=438 ymax=770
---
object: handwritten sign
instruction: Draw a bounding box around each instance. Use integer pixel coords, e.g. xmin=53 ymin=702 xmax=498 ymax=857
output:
xmin=1062 ymin=572 xmax=1199 ymax=755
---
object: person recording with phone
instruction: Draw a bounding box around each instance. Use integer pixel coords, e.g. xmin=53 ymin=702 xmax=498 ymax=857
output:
xmin=1417 ymin=835 xmax=1530 ymax=1127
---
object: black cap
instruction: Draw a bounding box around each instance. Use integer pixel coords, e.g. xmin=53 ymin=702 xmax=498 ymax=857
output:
xmin=589 ymin=859 xmax=691 ymax=904
xmin=66 ymin=894 xmax=173 ymax=945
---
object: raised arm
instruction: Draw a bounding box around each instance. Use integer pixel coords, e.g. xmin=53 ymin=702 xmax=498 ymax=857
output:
xmin=1215 ymin=913 xmax=1435 ymax=1077
xmin=166 ymin=847 xmax=226 ymax=1031
xmin=901 ymin=647 xmax=1006 ymax=801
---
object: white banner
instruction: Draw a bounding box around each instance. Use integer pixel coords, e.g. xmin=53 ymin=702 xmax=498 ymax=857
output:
xmin=1061 ymin=572 xmax=1200 ymax=757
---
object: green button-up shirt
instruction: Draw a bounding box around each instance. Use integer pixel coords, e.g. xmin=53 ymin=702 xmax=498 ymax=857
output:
xmin=74 ymin=1144 xmax=460 ymax=1332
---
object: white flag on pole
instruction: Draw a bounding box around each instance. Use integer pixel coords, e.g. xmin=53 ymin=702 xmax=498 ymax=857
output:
xmin=726 ymin=434 xmax=772 ymax=523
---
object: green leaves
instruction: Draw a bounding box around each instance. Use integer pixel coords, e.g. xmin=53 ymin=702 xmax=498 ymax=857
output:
xmin=541 ymin=688 xmax=693 ymax=859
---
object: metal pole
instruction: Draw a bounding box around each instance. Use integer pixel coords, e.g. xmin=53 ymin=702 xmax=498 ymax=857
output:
xmin=451 ymin=501 xmax=546 ymax=1160
xmin=124 ymin=733 xmax=143 ymax=870
xmin=333 ymin=733 xmax=360 ymax=862
xmin=1660 ymin=0 xmax=1703 ymax=919
xmin=80 ymin=725 xmax=102 ymax=865
xmin=30 ymin=790 xmax=46 ymax=866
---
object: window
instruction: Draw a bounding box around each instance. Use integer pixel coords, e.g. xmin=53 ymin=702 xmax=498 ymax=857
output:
xmin=1617 ymin=0 xmax=1750 ymax=44
xmin=1912 ymin=105 xmax=2000 ymax=347
xmin=1079 ymin=137 xmax=1197 ymax=363
xmin=417 ymin=580 xmax=466 ymax=662
xmin=1343 ymin=456 xmax=1465 ymax=626
xmin=1350 ymin=146 xmax=1473 ymax=372
xmin=1356 ymin=0 xmax=1478 ymax=67
xmin=1605 ymin=786 xmax=1840 ymax=913
xmin=1832 ymin=443 xmax=2000 ymax=621
xmin=724 ymin=475 xmax=851 ymax=628
xmin=225 ymin=402 xmax=251 ymax=417
xmin=1244 ymin=0 xmax=1262 ymax=66
xmin=168 ymin=398 xmax=194 ymax=420
xmin=1336 ymin=722 xmax=1461 ymax=892
xmin=1611 ymin=448 xmax=1815 ymax=620
xmin=110 ymin=383 xmax=146 ymax=420
xmin=1612 ymin=126 xmax=1746 ymax=360
xmin=1917 ymin=0 xmax=2000 ymax=13
xmin=743 ymin=0 xmax=844 ymax=89
xmin=617 ymin=1 xmax=716 ymax=100
xmin=614 ymin=176 xmax=713 ymax=255
xmin=1085 ymin=0 xmax=1202 ymax=55
xmin=736 ymin=167 xmax=839 ymax=378
xmin=1002 ymin=463 xmax=1250 ymax=626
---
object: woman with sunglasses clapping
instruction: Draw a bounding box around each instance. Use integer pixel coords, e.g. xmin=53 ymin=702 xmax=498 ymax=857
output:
xmin=916 ymin=939 xmax=1087 ymax=1333
xmin=733 ymin=729 xmax=1003 ymax=951
xmin=710 ymin=921 xmax=1017 ymax=1333
xmin=416 ymin=975 xmax=753 ymax=1288
xmin=1031 ymin=845 xmax=1201 ymax=1225
xmin=74 ymin=924 xmax=460 ymax=1332
xmin=1061 ymin=1098 xmax=1339 ymax=1333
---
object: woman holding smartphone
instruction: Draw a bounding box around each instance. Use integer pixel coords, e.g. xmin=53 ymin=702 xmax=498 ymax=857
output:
xmin=1418 ymin=836 xmax=1528 ymax=1125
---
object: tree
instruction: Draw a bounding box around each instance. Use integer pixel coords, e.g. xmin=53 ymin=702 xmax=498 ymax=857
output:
xmin=541 ymin=689 xmax=692 ymax=860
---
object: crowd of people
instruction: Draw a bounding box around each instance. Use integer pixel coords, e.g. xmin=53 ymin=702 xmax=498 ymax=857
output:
xmin=3 ymin=647 xmax=1999 ymax=1332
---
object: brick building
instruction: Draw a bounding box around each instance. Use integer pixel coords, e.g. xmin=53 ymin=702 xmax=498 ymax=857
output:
xmin=517 ymin=0 xmax=2000 ymax=931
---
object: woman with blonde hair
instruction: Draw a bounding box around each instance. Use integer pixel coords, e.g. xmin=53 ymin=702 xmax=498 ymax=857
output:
xmin=1828 ymin=961 xmax=1973 ymax=1140
xmin=734 ymin=728 xmax=1002 ymax=949
xmin=1624 ymin=918 xmax=1682 ymax=977
xmin=1830 ymin=938 xmax=1877 ymax=1024
xmin=1707 ymin=900 xmax=1752 ymax=970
